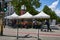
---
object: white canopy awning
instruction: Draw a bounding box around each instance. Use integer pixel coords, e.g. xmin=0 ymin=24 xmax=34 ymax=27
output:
xmin=34 ymin=11 xmax=50 ymax=18
xmin=5 ymin=12 xmax=19 ymax=19
xmin=19 ymin=12 xmax=33 ymax=19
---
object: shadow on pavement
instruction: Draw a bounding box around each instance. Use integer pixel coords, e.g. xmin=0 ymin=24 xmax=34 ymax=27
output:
xmin=2 ymin=34 xmax=37 ymax=38
xmin=1 ymin=34 xmax=42 ymax=40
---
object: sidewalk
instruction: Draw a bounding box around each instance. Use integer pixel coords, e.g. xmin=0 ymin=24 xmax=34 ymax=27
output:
xmin=0 ymin=28 xmax=60 ymax=40
xmin=1 ymin=24 xmax=60 ymax=40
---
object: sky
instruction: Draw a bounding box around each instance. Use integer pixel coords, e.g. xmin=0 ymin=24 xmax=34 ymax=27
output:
xmin=36 ymin=0 xmax=60 ymax=17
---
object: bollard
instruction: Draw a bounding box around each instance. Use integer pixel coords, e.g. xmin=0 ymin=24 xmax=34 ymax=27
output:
xmin=0 ymin=24 xmax=3 ymax=36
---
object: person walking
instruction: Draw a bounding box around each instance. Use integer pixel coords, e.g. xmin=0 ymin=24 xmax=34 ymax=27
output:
xmin=45 ymin=20 xmax=52 ymax=32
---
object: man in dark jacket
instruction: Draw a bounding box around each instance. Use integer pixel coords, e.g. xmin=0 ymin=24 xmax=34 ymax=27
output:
xmin=45 ymin=20 xmax=52 ymax=32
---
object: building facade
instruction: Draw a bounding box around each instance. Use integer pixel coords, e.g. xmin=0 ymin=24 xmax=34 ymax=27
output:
xmin=5 ymin=2 xmax=14 ymax=16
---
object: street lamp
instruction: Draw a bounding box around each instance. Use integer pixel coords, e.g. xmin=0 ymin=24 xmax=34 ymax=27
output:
xmin=16 ymin=5 xmax=26 ymax=40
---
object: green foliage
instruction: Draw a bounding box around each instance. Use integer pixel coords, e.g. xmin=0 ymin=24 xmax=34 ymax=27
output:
xmin=56 ymin=17 xmax=60 ymax=23
xmin=43 ymin=5 xmax=58 ymax=19
xmin=11 ymin=0 xmax=41 ymax=15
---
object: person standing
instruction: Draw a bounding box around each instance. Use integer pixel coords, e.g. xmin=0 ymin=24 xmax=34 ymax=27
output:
xmin=40 ymin=21 xmax=44 ymax=31
xmin=33 ymin=20 xmax=37 ymax=29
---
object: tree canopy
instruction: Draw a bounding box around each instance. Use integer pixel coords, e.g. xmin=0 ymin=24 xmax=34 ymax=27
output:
xmin=11 ymin=0 xmax=41 ymax=15
xmin=43 ymin=5 xmax=58 ymax=19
